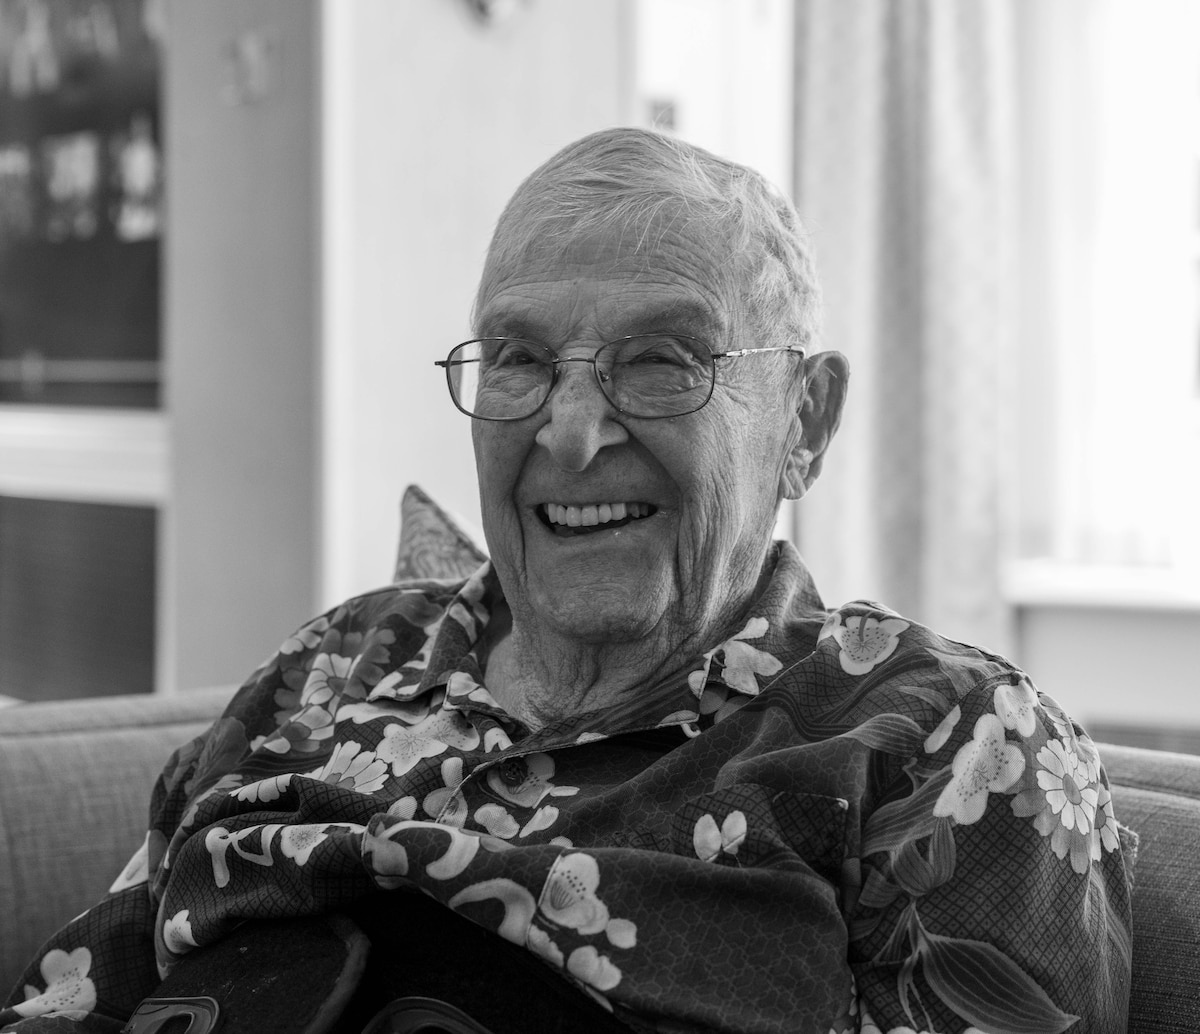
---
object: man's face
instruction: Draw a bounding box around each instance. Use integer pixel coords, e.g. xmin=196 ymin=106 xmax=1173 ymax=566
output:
xmin=471 ymin=218 xmax=805 ymax=652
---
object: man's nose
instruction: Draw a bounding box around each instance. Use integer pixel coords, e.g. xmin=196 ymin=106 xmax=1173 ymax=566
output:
xmin=534 ymin=360 xmax=628 ymax=472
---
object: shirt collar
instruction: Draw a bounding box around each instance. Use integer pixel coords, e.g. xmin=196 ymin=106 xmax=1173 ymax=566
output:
xmin=413 ymin=541 xmax=829 ymax=741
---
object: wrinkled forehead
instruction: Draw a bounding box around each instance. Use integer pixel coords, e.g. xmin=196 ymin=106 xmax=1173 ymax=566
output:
xmin=473 ymin=203 xmax=745 ymax=335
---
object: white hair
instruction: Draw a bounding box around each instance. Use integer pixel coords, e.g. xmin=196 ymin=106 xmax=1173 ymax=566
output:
xmin=474 ymin=127 xmax=822 ymax=355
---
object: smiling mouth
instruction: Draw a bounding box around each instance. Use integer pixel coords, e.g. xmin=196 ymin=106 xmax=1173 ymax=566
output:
xmin=538 ymin=501 xmax=657 ymax=536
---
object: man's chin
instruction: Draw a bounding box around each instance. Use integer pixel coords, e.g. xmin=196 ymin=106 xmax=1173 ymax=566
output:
xmin=526 ymin=580 xmax=667 ymax=646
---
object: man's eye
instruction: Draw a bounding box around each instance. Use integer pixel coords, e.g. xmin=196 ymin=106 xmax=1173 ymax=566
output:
xmin=619 ymin=337 xmax=701 ymax=367
xmin=489 ymin=341 xmax=545 ymax=367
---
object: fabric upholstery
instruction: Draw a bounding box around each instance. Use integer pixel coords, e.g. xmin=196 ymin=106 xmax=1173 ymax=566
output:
xmin=1102 ymin=744 xmax=1200 ymax=1034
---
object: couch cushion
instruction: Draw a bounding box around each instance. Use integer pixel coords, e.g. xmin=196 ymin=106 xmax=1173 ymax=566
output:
xmin=0 ymin=687 xmax=232 ymax=997
xmin=393 ymin=484 xmax=487 ymax=582
xmin=1101 ymin=743 xmax=1200 ymax=1034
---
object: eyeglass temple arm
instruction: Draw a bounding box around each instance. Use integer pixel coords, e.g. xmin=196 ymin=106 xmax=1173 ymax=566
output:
xmin=712 ymin=346 xmax=806 ymax=360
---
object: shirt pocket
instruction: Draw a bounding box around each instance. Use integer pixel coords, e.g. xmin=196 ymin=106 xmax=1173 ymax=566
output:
xmin=672 ymin=783 xmax=848 ymax=883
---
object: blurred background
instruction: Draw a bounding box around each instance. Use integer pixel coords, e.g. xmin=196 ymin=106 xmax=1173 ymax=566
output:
xmin=0 ymin=0 xmax=1196 ymax=748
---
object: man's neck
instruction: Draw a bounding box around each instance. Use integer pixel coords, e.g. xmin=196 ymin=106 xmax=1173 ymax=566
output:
xmin=479 ymin=603 xmax=741 ymax=732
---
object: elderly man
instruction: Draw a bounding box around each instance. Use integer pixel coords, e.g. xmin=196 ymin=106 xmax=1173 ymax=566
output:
xmin=3 ymin=129 xmax=1131 ymax=1033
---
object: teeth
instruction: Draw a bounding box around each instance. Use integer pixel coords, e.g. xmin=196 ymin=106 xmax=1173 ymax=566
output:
xmin=543 ymin=502 xmax=650 ymax=527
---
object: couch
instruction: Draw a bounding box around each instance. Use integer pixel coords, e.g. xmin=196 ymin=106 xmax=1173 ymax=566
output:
xmin=1 ymin=686 xmax=1197 ymax=1032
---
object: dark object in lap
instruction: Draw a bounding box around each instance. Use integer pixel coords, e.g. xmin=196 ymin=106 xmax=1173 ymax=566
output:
xmin=126 ymin=894 xmax=631 ymax=1034
xmin=337 ymin=892 xmax=631 ymax=1034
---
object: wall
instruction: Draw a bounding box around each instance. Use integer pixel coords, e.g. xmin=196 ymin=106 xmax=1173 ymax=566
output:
xmin=1015 ymin=603 xmax=1200 ymax=735
xmin=164 ymin=0 xmax=321 ymax=690
xmin=320 ymin=0 xmax=635 ymax=607
xmin=159 ymin=0 xmax=635 ymax=691
xmin=634 ymin=0 xmax=793 ymax=188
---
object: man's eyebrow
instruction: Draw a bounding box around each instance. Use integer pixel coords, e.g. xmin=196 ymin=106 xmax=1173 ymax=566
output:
xmin=614 ymin=300 xmax=724 ymax=339
xmin=475 ymin=300 xmax=725 ymax=342
xmin=474 ymin=310 xmax=545 ymax=340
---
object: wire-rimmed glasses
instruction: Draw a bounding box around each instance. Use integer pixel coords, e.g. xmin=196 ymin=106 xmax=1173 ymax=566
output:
xmin=434 ymin=335 xmax=805 ymax=421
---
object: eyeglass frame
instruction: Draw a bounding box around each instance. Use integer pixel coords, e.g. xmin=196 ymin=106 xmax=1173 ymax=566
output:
xmin=434 ymin=336 xmax=806 ymax=422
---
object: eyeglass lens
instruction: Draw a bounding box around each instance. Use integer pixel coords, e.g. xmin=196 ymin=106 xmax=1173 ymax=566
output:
xmin=446 ymin=337 xmax=715 ymax=419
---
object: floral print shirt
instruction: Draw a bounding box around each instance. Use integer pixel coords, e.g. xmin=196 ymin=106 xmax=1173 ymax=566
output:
xmin=2 ymin=543 xmax=1132 ymax=1034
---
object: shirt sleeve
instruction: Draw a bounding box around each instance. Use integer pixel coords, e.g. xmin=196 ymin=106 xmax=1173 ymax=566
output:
xmin=845 ymin=672 xmax=1133 ymax=1034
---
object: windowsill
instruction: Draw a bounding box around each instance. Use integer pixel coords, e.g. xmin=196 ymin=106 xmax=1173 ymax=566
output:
xmin=0 ymin=405 xmax=168 ymax=505
xmin=1003 ymin=558 xmax=1200 ymax=612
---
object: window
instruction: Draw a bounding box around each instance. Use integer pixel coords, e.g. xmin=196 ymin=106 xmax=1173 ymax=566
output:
xmin=1009 ymin=0 xmax=1200 ymax=607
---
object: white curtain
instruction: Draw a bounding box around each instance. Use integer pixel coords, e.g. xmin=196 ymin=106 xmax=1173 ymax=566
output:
xmin=1030 ymin=0 xmax=1199 ymax=572
xmin=791 ymin=0 xmax=1017 ymax=652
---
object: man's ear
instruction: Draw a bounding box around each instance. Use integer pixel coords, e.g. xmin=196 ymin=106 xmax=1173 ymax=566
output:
xmin=780 ymin=351 xmax=850 ymax=500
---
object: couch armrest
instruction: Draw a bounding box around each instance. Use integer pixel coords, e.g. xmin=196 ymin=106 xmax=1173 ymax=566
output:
xmin=1100 ymin=742 xmax=1200 ymax=1034
xmin=0 ymin=687 xmax=233 ymax=998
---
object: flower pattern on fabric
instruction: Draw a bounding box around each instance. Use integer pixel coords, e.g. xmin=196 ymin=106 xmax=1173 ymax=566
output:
xmin=337 ymin=690 xmax=436 ymax=728
xmin=1038 ymin=691 xmax=1075 ymax=741
xmin=206 ymin=825 xmax=274 ymax=888
xmin=490 ymin=853 xmax=642 ymax=998
xmin=232 ymin=774 xmax=294 ymax=804
xmin=260 ymin=667 xmax=340 ymax=754
xmin=266 ymin=629 xmax=398 ymax=736
xmin=692 ymin=810 xmax=747 ymax=862
xmin=279 ymin=615 xmax=330 ymax=655
xmin=279 ymin=825 xmax=331 ymax=866
xmin=519 ymin=806 xmax=560 ymax=839
xmin=474 ymin=803 xmax=520 ymax=839
xmin=528 ymin=924 xmax=564 ymax=968
xmin=293 ymin=649 xmax=351 ymax=707
xmin=687 ymin=617 xmax=782 ymax=695
xmin=342 ymin=629 xmax=399 ymax=697
xmin=540 ymin=853 xmax=611 ymax=935
xmin=389 ymin=796 xmax=418 ymax=820
xmin=993 ymin=679 xmax=1038 ymax=737
xmin=377 ymin=707 xmax=482 ymax=778
xmin=923 ymin=705 xmax=960 ymax=754
xmin=448 ymin=878 xmax=537 ymax=943
xmin=485 ymin=752 xmax=579 ymax=808
xmin=305 ymin=652 xmax=353 ymax=703
xmin=1037 ymin=740 xmax=1099 ymax=833
xmin=1093 ymin=782 xmax=1121 ymax=854
xmin=12 ymin=949 xmax=96 ymax=1020
xmin=1012 ymin=738 xmax=1103 ymax=874
xmin=1 ymin=544 xmax=1133 ymax=1034
xmin=205 ymin=822 xmax=361 ymax=889
xmin=376 ymin=723 xmax=449 ymax=777
xmin=686 ymin=618 xmax=787 ymax=724
xmin=1076 ymin=732 xmax=1103 ymax=782
xmin=567 ymin=946 xmax=622 ymax=992
xmin=161 ymin=910 xmax=197 ymax=955
xmin=423 ymin=756 xmax=468 ymax=825
xmin=306 ymin=741 xmax=389 ymax=794
xmin=362 ymin=592 xmax=450 ymax=700
xmin=820 ymin=612 xmax=911 ymax=676
xmin=933 ymin=714 xmax=1025 ymax=824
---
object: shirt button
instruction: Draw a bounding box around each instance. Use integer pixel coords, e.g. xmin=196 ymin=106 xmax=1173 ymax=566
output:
xmin=498 ymin=757 xmax=528 ymax=789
